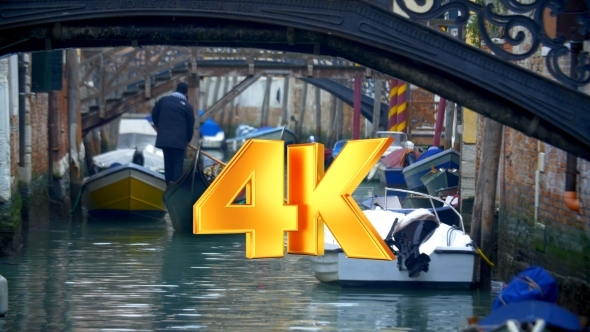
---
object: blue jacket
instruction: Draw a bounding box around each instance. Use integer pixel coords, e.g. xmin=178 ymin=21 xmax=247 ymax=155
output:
xmin=152 ymin=94 xmax=195 ymax=150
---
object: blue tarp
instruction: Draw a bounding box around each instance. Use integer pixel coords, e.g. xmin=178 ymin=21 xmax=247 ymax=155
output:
xmin=198 ymin=110 xmax=224 ymax=137
xmin=416 ymin=146 xmax=443 ymax=162
xmin=492 ymin=266 xmax=558 ymax=310
xmin=478 ymin=300 xmax=581 ymax=332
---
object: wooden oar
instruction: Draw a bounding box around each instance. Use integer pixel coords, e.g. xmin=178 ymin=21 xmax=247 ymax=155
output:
xmin=188 ymin=143 xmax=227 ymax=166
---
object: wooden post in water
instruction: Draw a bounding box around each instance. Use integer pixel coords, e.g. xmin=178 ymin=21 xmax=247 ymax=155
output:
xmin=48 ymin=91 xmax=60 ymax=163
xmin=297 ymin=81 xmax=308 ymax=141
xmin=372 ymin=79 xmax=382 ymax=137
xmin=315 ymin=86 xmax=322 ymax=143
xmin=261 ymin=76 xmax=272 ymax=127
xmin=226 ymin=76 xmax=238 ymax=134
xmin=444 ymin=101 xmax=455 ymax=149
xmin=218 ymin=77 xmax=230 ymax=128
xmin=203 ymin=76 xmax=212 ymax=110
xmin=188 ymin=72 xmax=200 ymax=147
xmin=328 ymin=94 xmax=337 ymax=147
xmin=353 ymin=79 xmax=361 ymax=139
xmin=336 ymin=98 xmax=343 ymax=141
xmin=281 ymin=76 xmax=290 ymax=126
xmin=67 ymin=49 xmax=83 ymax=220
xmin=212 ymin=76 xmax=222 ymax=122
xmin=471 ymin=117 xmax=503 ymax=289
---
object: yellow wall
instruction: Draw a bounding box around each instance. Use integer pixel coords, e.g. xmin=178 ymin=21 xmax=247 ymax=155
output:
xmin=462 ymin=108 xmax=477 ymax=144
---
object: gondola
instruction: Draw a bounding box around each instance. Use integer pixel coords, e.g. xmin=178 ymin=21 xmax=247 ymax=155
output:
xmin=163 ymin=147 xmax=220 ymax=233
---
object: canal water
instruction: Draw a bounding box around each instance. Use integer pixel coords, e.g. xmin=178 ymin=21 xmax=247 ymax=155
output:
xmin=0 ymin=151 xmax=494 ymax=331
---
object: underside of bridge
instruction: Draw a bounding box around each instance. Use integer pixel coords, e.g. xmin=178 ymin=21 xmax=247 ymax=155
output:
xmin=1 ymin=0 xmax=589 ymax=160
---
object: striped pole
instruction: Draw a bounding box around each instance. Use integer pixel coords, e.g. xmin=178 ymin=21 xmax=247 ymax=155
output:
xmin=396 ymin=81 xmax=407 ymax=132
xmin=388 ymin=79 xmax=399 ymax=131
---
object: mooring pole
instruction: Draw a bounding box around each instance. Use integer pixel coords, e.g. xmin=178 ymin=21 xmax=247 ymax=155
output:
xmin=471 ymin=118 xmax=503 ymax=289
xmin=353 ymin=78 xmax=361 ymax=139
xmin=433 ymin=97 xmax=446 ymax=148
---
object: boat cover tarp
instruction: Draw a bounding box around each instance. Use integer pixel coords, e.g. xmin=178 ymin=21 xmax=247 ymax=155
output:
xmin=394 ymin=208 xmax=439 ymax=233
xmin=93 ymin=148 xmax=164 ymax=171
xmin=416 ymin=146 xmax=443 ymax=162
xmin=381 ymin=148 xmax=422 ymax=168
xmin=235 ymin=124 xmax=258 ymax=137
xmin=198 ymin=110 xmax=224 ymax=137
xmin=492 ymin=266 xmax=559 ymax=310
xmin=478 ymin=300 xmax=581 ymax=332
xmin=234 ymin=124 xmax=284 ymax=139
xmin=117 ymin=117 xmax=159 ymax=150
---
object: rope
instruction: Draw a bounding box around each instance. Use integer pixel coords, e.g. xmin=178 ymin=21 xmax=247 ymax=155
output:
xmin=71 ymin=185 xmax=84 ymax=214
xmin=470 ymin=241 xmax=495 ymax=267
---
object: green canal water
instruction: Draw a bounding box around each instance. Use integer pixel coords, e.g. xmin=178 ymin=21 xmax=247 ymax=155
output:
xmin=0 ymin=151 xmax=494 ymax=331
xmin=0 ymin=217 xmax=493 ymax=331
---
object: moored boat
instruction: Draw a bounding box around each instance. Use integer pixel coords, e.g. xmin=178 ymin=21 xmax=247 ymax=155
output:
xmin=367 ymin=131 xmax=413 ymax=181
xmin=199 ymin=110 xmax=225 ymax=149
xmin=376 ymin=147 xmax=421 ymax=188
xmin=402 ymin=149 xmax=460 ymax=193
xmin=83 ymin=115 xmax=168 ymax=220
xmin=420 ymin=167 xmax=460 ymax=197
xmin=225 ymin=125 xmax=297 ymax=151
xmin=90 ymin=116 xmax=165 ymax=175
xmin=163 ymin=148 xmax=219 ymax=232
xmin=83 ymin=162 xmax=167 ymax=220
xmin=362 ymin=188 xmax=461 ymax=228
xmin=309 ymin=188 xmax=476 ymax=288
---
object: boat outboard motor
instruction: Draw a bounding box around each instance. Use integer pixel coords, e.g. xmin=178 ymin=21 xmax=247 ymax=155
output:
xmin=387 ymin=209 xmax=440 ymax=278
xmin=131 ymin=149 xmax=145 ymax=166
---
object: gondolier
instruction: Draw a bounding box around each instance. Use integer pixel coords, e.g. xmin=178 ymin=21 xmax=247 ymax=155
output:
xmin=152 ymin=82 xmax=195 ymax=185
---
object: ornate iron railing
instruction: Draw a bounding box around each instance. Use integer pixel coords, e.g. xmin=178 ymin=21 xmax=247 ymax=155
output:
xmin=395 ymin=0 xmax=590 ymax=88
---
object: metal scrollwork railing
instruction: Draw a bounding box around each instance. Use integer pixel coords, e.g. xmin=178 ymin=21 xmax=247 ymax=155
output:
xmin=395 ymin=0 xmax=590 ymax=88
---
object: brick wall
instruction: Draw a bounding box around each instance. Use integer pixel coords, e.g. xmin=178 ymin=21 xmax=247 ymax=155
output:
xmin=484 ymin=39 xmax=590 ymax=315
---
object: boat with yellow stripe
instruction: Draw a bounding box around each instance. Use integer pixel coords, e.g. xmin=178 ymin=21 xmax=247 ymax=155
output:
xmin=83 ymin=162 xmax=167 ymax=220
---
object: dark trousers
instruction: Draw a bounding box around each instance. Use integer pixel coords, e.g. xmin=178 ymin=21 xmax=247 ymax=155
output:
xmin=162 ymin=147 xmax=185 ymax=185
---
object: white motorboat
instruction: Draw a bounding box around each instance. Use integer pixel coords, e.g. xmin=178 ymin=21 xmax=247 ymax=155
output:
xmin=199 ymin=110 xmax=225 ymax=149
xmin=309 ymin=188 xmax=476 ymax=288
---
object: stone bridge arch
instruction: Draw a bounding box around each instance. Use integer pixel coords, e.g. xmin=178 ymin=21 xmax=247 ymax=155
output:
xmin=1 ymin=0 xmax=589 ymax=160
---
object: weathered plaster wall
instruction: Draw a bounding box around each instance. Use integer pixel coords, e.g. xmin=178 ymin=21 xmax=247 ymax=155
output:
xmin=0 ymin=55 xmax=22 ymax=255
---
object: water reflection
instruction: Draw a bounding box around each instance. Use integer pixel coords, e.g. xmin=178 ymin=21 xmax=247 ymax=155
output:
xmin=0 ymin=217 xmax=491 ymax=331
xmin=0 ymin=149 xmax=492 ymax=331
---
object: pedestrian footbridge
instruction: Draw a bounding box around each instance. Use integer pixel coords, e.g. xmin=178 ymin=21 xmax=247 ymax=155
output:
xmin=1 ymin=0 xmax=589 ymax=160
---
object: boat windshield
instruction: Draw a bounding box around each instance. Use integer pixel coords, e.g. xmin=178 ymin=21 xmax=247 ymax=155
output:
xmin=117 ymin=118 xmax=158 ymax=150
xmin=375 ymin=131 xmax=408 ymax=147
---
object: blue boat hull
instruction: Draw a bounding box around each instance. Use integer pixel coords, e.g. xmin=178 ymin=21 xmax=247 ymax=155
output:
xmin=377 ymin=164 xmax=406 ymax=188
xmin=402 ymin=149 xmax=460 ymax=192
